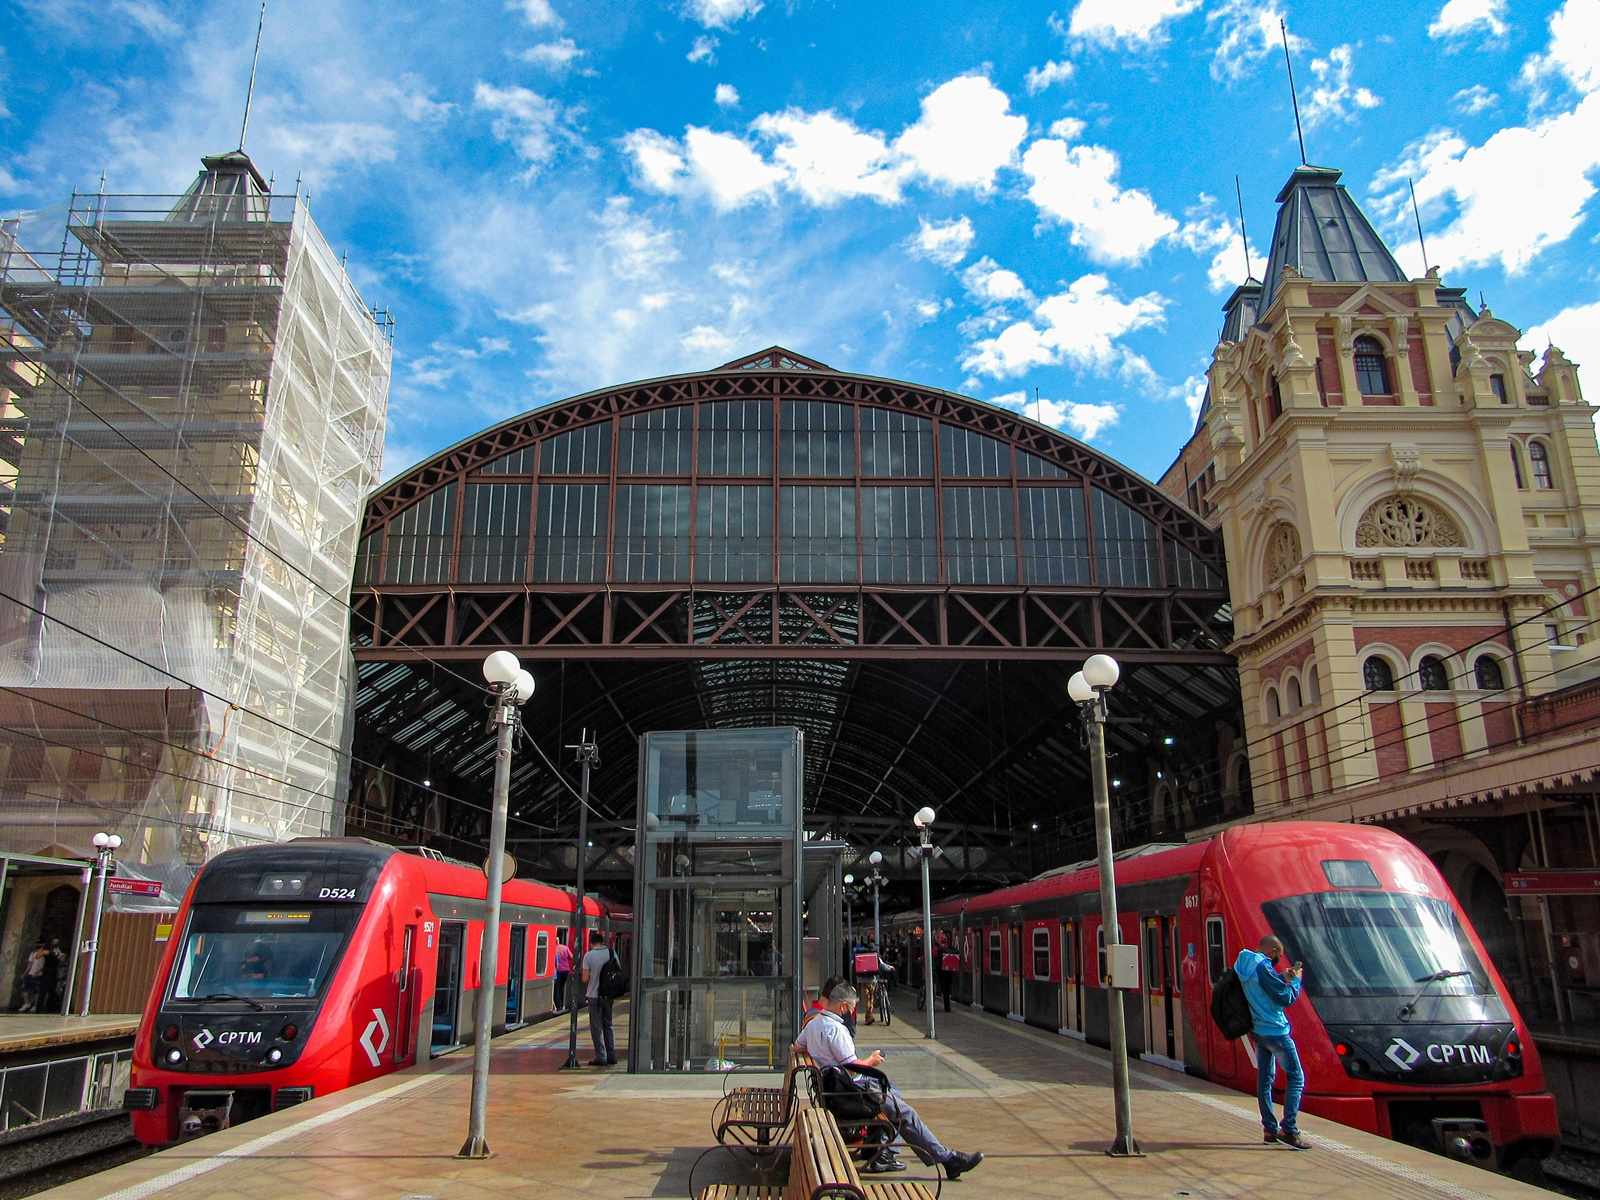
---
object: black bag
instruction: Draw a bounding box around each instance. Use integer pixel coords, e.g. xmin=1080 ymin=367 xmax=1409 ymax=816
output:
xmin=598 ymin=947 xmax=628 ymax=1000
xmin=1210 ymin=967 xmax=1253 ymax=1039
xmin=819 ymin=1066 xmax=883 ymax=1122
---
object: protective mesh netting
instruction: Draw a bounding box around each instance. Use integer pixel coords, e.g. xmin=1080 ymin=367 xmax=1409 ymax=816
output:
xmin=0 ymin=154 xmax=391 ymax=898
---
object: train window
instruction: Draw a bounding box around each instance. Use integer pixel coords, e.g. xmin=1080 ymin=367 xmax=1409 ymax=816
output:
xmin=556 ymin=928 xmax=567 ymax=945
xmin=1032 ymin=927 xmax=1050 ymax=979
xmin=1062 ymin=926 xmax=1075 ymax=981
xmin=1205 ymin=916 xmax=1225 ymax=985
xmin=171 ymin=906 xmax=357 ymax=1001
xmin=535 ymin=930 xmax=550 ymax=976
xmin=1096 ymin=927 xmax=1107 ymax=985
xmin=987 ymin=930 xmax=1001 ymax=974
xmin=1322 ymin=860 xmax=1380 ymax=889
xmin=1145 ymin=925 xmax=1162 ymax=990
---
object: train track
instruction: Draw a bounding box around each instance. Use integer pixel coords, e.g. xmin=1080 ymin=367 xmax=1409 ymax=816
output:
xmin=0 ymin=1110 xmax=148 ymax=1199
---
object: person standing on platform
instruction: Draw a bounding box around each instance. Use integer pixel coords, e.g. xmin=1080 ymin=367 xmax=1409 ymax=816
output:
xmin=936 ymin=931 xmax=957 ymax=1014
xmin=18 ymin=942 xmax=47 ymax=1012
xmin=1234 ymin=935 xmax=1309 ymax=1150
xmin=580 ymin=935 xmax=618 ymax=1066
xmin=554 ymin=937 xmax=573 ymax=1011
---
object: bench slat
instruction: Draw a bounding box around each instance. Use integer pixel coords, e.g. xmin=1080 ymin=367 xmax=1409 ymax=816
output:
xmin=697 ymin=1186 xmax=783 ymax=1200
xmin=861 ymin=1184 xmax=937 ymax=1200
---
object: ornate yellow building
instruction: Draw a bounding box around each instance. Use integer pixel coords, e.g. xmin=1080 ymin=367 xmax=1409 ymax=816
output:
xmin=1161 ymin=164 xmax=1600 ymax=1029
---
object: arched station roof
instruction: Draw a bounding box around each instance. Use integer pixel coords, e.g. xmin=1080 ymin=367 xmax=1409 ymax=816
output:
xmin=347 ymin=348 xmax=1240 ymax=886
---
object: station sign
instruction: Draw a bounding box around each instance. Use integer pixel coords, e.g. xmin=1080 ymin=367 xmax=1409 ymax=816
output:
xmin=107 ymin=877 xmax=163 ymax=897
xmin=1503 ymin=870 xmax=1600 ymax=896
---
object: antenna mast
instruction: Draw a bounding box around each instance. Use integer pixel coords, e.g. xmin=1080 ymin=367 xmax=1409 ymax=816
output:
xmin=1234 ymin=174 xmax=1253 ymax=280
xmin=1408 ymin=176 xmax=1430 ymax=275
xmin=238 ymin=0 xmax=268 ymax=151
xmin=1280 ymin=18 xmax=1307 ymax=166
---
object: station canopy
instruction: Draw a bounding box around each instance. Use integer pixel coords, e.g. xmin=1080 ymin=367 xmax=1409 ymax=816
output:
xmin=347 ymin=349 xmax=1241 ymax=897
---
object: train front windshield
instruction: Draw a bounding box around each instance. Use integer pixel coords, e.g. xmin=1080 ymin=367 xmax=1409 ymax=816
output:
xmin=1263 ymin=891 xmax=1492 ymax=998
xmin=171 ymin=906 xmax=358 ymax=1001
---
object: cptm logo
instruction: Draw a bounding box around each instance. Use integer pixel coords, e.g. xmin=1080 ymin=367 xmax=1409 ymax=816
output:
xmin=1384 ymin=1037 xmax=1492 ymax=1071
xmin=192 ymin=1028 xmax=215 ymax=1051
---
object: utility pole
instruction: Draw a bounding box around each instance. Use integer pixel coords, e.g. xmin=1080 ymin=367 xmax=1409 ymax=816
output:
xmin=563 ymin=729 xmax=600 ymax=1070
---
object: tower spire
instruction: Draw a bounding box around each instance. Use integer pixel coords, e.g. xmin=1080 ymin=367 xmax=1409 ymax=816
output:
xmin=1280 ymin=18 xmax=1307 ymax=166
xmin=238 ymin=0 xmax=268 ymax=152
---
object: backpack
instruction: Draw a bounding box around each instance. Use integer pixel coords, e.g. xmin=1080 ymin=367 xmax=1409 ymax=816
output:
xmin=1210 ymin=967 xmax=1253 ymax=1039
xmin=598 ymin=947 xmax=628 ymax=1000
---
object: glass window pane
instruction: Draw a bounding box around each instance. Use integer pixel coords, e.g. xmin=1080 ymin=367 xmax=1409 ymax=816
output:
xmin=698 ymin=400 xmax=772 ymax=476
xmin=533 ymin=483 xmax=608 ymax=582
xmin=354 ymin=530 xmax=380 ymax=586
xmin=939 ymin=425 xmax=1010 ymax=477
xmin=481 ymin=445 xmax=534 ymax=475
xmin=1166 ymin=538 xmax=1224 ymax=589
xmin=382 ymin=484 xmax=456 ymax=584
xmin=1091 ymin=488 xmax=1160 ymax=588
xmin=859 ymin=408 xmax=932 ymax=477
xmin=780 ymin=486 xmax=856 ymax=583
xmin=1019 ymin=486 xmax=1089 ymax=584
xmin=540 ymin=424 xmax=610 ymax=475
xmin=459 ymin=483 xmax=530 ymax=583
xmin=696 ymin=484 xmax=772 ymax=582
xmin=780 ymin=400 xmax=854 ymax=477
xmin=618 ymin=407 xmax=693 ymax=475
xmin=943 ymin=486 xmax=1015 ymax=584
xmin=861 ymin=486 xmax=937 ymax=583
xmin=1019 ymin=451 xmax=1068 ymax=478
xmin=613 ymin=484 xmax=691 ymax=581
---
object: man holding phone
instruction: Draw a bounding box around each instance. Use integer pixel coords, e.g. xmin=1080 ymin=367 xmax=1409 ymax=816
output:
xmin=1233 ymin=935 xmax=1309 ymax=1150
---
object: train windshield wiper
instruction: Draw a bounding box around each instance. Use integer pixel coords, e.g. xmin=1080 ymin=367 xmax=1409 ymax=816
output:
xmin=1398 ymin=969 xmax=1472 ymax=1021
xmin=198 ymin=992 xmax=265 ymax=1012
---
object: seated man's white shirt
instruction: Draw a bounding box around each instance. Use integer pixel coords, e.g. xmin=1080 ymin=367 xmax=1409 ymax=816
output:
xmin=796 ymin=1010 xmax=857 ymax=1069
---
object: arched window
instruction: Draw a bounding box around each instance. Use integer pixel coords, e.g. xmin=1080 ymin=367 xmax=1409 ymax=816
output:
xmin=1287 ymin=677 xmax=1302 ymax=710
xmin=1489 ymin=373 xmax=1508 ymax=403
xmin=1267 ymin=376 xmax=1284 ymax=422
xmin=1509 ymin=444 xmax=1525 ymax=489
xmin=1265 ymin=687 xmax=1281 ymax=722
xmin=1419 ymin=655 xmax=1450 ymax=690
xmin=1354 ymin=336 xmax=1391 ymax=396
xmin=1529 ymin=440 xmax=1554 ymax=489
xmin=1363 ymin=656 xmax=1395 ymax=691
xmin=1306 ymin=665 xmax=1321 ymax=704
xmin=1474 ymin=654 xmax=1506 ymax=691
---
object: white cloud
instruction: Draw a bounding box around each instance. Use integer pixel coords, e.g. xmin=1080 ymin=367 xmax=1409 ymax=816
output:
xmin=894 ymin=75 xmax=1028 ymax=193
xmin=1521 ymin=0 xmax=1600 ymax=104
xmin=1181 ymin=374 xmax=1207 ymax=422
xmin=510 ymin=0 xmax=561 ymax=29
xmin=1207 ymin=0 xmax=1301 ymax=82
xmin=752 ymin=109 xmax=901 ymax=205
xmin=913 ymin=299 xmax=945 ymax=322
xmin=682 ymin=324 xmax=735 ymax=354
xmin=962 ymin=273 xmax=1166 ymax=379
xmin=715 ymin=83 xmax=740 ymax=108
xmin=624 ymin=126 xmax=783 ymax=210
xmin=1021 ymin=138 xmax=1178 ymax=265
xmin=961 ymin=256 xmax=1032 ymax=306
xmin=990 ymin=391 xmax=1121 ymax=441
xmin=1025 ymin=60 xmax=1075 ymax=95
xmin=520 ymin=39 xmax=585 ymax=71
xmin=1178 ymin=200 xmax=1261 ymax=292
xmin=907 ymin=215 xmax=975 ymax=266
xmin=621 ymin=129 xmax=687 ymax=192
xmin=1452 ymin=83 xmax=1498 ymax=114
xmin=112 ymin=0 xmax=180 ymax=39
xmin=1302 ymin=45 xmax=1382 ymax=128
xmin=685 ymin=0 xmax=761 ymax=29
xmin=1429 ymin=0 xmax=1508 ymax=39
xmin=474 ymin=83 xmax=569 ymax=174
xmin=1522 ymin=301 xmax=1600 ymax=378
xmin=1048 ymin=116 xmax=1086 ymax=140
xmin=1066 ymin=0 xmax=1201 ymax=47
xmin=688 ymin=35 xmax=718 ymax=64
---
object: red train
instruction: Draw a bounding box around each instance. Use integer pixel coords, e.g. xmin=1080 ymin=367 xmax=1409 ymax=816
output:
xmin=123 ymin=838 xmax=630 ymax=1145
xmin=894 ymin=821 xmax=1557 ymax=1168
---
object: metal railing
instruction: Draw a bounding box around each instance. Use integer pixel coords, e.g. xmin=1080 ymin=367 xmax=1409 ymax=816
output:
xmin=0 ymin=1048 xmax=131 ymax=1133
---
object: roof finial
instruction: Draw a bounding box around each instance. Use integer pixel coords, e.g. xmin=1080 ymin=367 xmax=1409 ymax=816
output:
xmin=1280 ymin=18 xmax=1307 ymax=166
xmin=1408 ymin=176 xmax=1430 ymax=276
xmin=238 ymin=0 xmax=268 ymax=152
xmin=1234 ymin=174 xmax=1253 ymax=280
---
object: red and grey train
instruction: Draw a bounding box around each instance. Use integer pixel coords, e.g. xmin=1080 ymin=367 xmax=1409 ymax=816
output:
xmin=124 ymin=838 xmax=630 ymax=1146
xmin=894 ymin=821 xmax=1557 ymax=1167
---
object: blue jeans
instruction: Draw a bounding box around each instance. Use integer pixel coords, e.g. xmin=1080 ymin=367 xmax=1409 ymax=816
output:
xmin=588 ymin=997 xmax=615 ymax=1062
xmin=1254 ymin=1033 xmax=1303 ymax=1134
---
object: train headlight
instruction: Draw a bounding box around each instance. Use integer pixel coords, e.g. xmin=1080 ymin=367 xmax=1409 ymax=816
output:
xmin=165 ymin=1048 xmax=183 ymax=1065
xmin=267 ymin=1047 xmax=284 ymax=1064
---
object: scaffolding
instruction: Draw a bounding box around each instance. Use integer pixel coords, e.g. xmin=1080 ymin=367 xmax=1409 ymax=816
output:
xmin=0 ymin=151 xmax=392 ymax=896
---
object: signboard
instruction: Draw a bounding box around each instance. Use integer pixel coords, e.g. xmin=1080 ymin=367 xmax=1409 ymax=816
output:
xmin=1504 ymin=870 xmax=1600 ymax=896
xmin=107 ymin=877 xmax=162 ymax=897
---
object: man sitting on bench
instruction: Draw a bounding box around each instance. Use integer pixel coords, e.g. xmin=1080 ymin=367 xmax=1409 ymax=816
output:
xmin=795 ymin=983 xmax=984 ymax=1180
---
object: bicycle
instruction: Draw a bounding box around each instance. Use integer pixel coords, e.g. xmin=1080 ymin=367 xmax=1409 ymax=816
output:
xmin=875 ymin=977 xmax=892 ymax=1026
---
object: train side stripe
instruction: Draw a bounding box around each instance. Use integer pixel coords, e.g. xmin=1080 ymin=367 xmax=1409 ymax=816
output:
xmin=98 ymin=1072 xmax=445 ymax=1200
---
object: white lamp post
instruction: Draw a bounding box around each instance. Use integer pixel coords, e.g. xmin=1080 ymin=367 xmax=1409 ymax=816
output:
xmin=459 ymin=651 xmax=533 ymax=1159
xmin=913 ymin=806 xmax=937 ymax=1040
xmin=79 ymin=831 xmax=121 ymax=1015
xmin=1069 ymin=653 xmax=1139 ymax=1157
xmin=866 ymin=851 xmax=885 ymax=948
xmin=843 ymin=873 xmax=856 ymax=967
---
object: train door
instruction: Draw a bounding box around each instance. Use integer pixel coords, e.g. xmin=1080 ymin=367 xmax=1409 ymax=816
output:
xmin=966 ymin=929 xmax=979 ymax=1004
xmin=506 ymin=925 xmax=527 ymax=1026
xmin=1204 ymin=914 xmax=1235 ymax=1076
xmin=431 ymin=921 xmax=465 ymax=1055
xmin=1007 ymin=925 xmax=1022 ymax=1019
xmin=395 ymin=924 xmax=415 ymax=1064
xmin=1142 ymin=916 xmax=1179 ymax=1067
xmin=1061 ymin=919 xmax=1084 ymax=1038
xmin=1169 ymin=918 xmax=1184 ymax=1064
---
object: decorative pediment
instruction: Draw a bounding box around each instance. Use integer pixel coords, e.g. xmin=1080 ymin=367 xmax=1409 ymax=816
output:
xmin=1264 ymin=522 xmax=1302 ymax=583
xmin=1332 ymin=283 xmax=1412 ymax=318
xmin=715 ymin=346 xmax=832 ymax=372
xmin=1355 ymin=495 xmax=1464 ymax=549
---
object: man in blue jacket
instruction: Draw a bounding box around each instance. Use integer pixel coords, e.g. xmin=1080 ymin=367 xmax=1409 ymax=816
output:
xmin=1234 ymin=935 xmax=1309 ymax=1150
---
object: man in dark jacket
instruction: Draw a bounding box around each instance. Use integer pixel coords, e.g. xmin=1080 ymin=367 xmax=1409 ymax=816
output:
xmin=1233 ymin=935 xmax=1309 ymax=1150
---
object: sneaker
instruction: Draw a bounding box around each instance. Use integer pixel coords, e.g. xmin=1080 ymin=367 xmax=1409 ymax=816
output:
xmin=586 ymin=1058 xmax=608 ymax=1066
xmin=1277 ymin=1130 xmax=1310 ymax=1150
xmin=603 ymin=1058 xmax=618 ymax=1066
xmin=944 ymin=1150 xmax=984 ymax=1180
xmin=865 ymin=1153 xmax=906 ymax=1174
xmin=1263 ymin=1129 xmax=1279 ymax=1144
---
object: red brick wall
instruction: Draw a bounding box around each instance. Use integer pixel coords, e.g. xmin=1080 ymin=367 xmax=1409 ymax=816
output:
xmin=1483 ymin=701 xmax=1518 ymax=748
xmin=1425 ymin=701 xmax=1463 ymax=763
xmin=1354 ymin=626 xmax=1507 ymax=658
xmin=1363 ymin=392 xmax=1401 ymax=407
xmin=1409 ymin=335 xmax=1432 ymax=404
xmin=1521 ymin=680 xmax=1600 ymax=739
xmin=1370 ymin=701 xmax=1409 ymax=778
xmin=1310 ymin=288 xmax=1353 ymax=308
xmin=1318 ymin=334 xmax=1343 ymax=404
xmin=1294 ymin=721 xmax=1313 ymax=797
xmin=1261 ymin=638 xmax=1317 ymax=683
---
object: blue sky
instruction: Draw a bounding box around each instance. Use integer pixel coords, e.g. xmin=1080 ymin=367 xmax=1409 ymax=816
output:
xmin=2 ymin=0 xmax=1597 ymax=484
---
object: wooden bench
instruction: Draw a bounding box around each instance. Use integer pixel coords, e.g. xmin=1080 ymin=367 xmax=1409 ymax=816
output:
xmin=698 ymin=1105 xmax=938 ymax=1200
xmin=711 ymin=1047 xmax=820 ymax=1153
